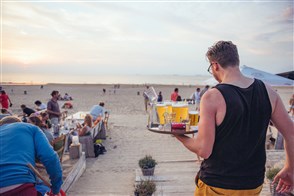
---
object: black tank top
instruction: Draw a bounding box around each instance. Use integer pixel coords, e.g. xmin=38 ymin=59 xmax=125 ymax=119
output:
xmin=199 ymin=79 xmax=272 ymax=189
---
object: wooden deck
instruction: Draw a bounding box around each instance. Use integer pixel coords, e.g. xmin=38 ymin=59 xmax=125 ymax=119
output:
xmin=135 ymin=151 xmax=292 ymax=196
xmin=37 ymin=152 xmax=86 ymax=193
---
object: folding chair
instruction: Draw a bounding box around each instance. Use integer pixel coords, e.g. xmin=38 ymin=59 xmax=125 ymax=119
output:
xmin=51 ymin=134 xmax=66 ymax=162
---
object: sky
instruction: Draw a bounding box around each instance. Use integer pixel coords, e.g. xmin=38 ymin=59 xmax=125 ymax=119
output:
xmin=1 ymin=0 xmax=293 ymax=84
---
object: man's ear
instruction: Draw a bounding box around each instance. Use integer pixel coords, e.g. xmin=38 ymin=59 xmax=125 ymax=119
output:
xmin=214 ymin=63 xmax=220 ymax=71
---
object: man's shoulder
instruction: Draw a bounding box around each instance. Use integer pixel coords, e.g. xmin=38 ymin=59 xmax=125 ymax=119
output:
xmin=47 ymin=99 xmax=54 ymax=104
xmin=202 ymin=88 xmax=223 ymax=101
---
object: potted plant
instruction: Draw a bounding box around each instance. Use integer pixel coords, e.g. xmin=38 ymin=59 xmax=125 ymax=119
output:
xmin=139 ymin=155 xmax=157 ymax=176
xmin=266 ymin=167 xmax=282 ymax=195
xmin=134 ymin=180 xmax=156 ymax=196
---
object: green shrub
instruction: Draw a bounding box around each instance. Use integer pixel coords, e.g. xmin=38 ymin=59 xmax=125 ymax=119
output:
xmin=134 ymin=180 xmax=156 ymax=196
xmin=139 ymin=155 xmax=157 ymax=169
xmin=266 ymin=167 xmax=281 ymax=181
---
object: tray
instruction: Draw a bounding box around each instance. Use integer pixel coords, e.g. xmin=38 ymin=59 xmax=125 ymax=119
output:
xmin=147 ymin=126 xmax=198 ymax=135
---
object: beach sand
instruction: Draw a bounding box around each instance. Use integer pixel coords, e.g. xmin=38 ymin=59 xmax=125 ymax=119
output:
xmin=3 ymin=83 xmax=294 ymax=195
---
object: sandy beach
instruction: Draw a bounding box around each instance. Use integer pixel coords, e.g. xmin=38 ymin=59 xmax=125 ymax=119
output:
xmin=3 ymin=83 xmax=294 ymax=195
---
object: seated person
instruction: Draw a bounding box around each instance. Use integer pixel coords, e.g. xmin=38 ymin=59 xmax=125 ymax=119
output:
xmin=20 ymin=104 xmax=36 ymax=117
xmin=0 ymin=121 xmax=62 ymax=195
xmin=63 ymin=93 xmax=73 ymax=101
xmin=20 ymin=104 xmax=36 ymax=122
xmin=90 ymin=102 xmax=107 ymax=121
xmin=76 ymin=114 xmax=93 ymax=136
xmin=0 ymin=109 xmax=12 ymax=120
xmin=28 ymin=114 xmax=54 ymax=143
xmin=67 ymin=114 xmax=93 ymax=150
xmin=62 ymin=102 xmax=73 ymax=109
xmin=0 ymin=116 xmax=21 ymax=125
xmin=40 ymin=111 xmax=52 ymax=129
xmin=34 ymin=100 xmax=47 ymax=111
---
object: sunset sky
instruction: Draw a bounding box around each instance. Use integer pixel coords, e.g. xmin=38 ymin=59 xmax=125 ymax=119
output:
xmin=1 ymin=0 xmax=293 ymax=84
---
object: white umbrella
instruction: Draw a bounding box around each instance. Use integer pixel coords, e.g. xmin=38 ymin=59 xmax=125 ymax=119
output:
xmin=204 ymin=65 xmax=294 ymax=87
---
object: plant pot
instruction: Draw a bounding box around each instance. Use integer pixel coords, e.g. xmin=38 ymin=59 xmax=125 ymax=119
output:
xmin=134 ymin=180 xmax=156 ymax=196
xmin=141 ymin=167 xmax=155 ymax=176
xmin=134 ymin=193 xmax=153 ymax=196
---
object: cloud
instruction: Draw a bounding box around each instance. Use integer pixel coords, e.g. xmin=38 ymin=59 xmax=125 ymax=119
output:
xmin=1 ymin=1 xmax=293 ymax=83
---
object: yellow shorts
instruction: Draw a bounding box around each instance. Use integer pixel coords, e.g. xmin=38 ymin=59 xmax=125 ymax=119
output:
xmin=195 ymin=179 xmax=262 ymax=196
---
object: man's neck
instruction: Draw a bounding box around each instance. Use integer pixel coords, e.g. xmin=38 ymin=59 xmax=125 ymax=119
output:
xmin=220 ymin=68 xmax=254 ymax=88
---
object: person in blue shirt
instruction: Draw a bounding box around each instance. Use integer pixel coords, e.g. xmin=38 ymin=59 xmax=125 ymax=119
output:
xmin=0 ymin=120 xmax=63 ymax=195
xmin=90 ymin=102 xmax=107 ymax=121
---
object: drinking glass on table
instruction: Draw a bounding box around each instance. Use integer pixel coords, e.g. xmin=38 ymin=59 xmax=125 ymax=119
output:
xmin=52 ymin=124 xmax=60 ymax=138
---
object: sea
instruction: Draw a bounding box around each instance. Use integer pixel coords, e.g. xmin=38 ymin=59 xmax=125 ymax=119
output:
xmin=2 ymin=74 xmax=211 ymax=86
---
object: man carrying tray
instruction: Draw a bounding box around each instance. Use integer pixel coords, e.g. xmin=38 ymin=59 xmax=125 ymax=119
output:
xmin=174 ymin=41 xmax=294 ymax=195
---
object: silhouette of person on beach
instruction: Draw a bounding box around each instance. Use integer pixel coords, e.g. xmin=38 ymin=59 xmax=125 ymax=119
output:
xmin=157 ymin=91 xmax=163 ymax=102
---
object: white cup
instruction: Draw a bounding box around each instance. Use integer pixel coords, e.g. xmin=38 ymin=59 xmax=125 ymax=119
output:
xmin=72 ymin=136 xmax=79 ymax=145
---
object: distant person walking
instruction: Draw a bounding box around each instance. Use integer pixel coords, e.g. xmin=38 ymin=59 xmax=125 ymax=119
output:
xmin=191 ymin=88 xmax=201 ymax=111
xmin=171 ymin=88 xmax=179 ymax=101
xmin=47 ymin=90 xmax=61 ymax=126
xmin=174 ymin=41 xmax=294 ymax=195
xmin=143 ymin=86 xmax=150 ymax=111
xmin=0 ymin=90 xmax=12 ymax=109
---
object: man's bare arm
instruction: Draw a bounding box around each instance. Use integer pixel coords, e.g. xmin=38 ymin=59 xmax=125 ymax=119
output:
xmin=174 ymin=89 xmax=220 ymax=159
xmin=266 ymin=85 xmax=294 ymax=193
